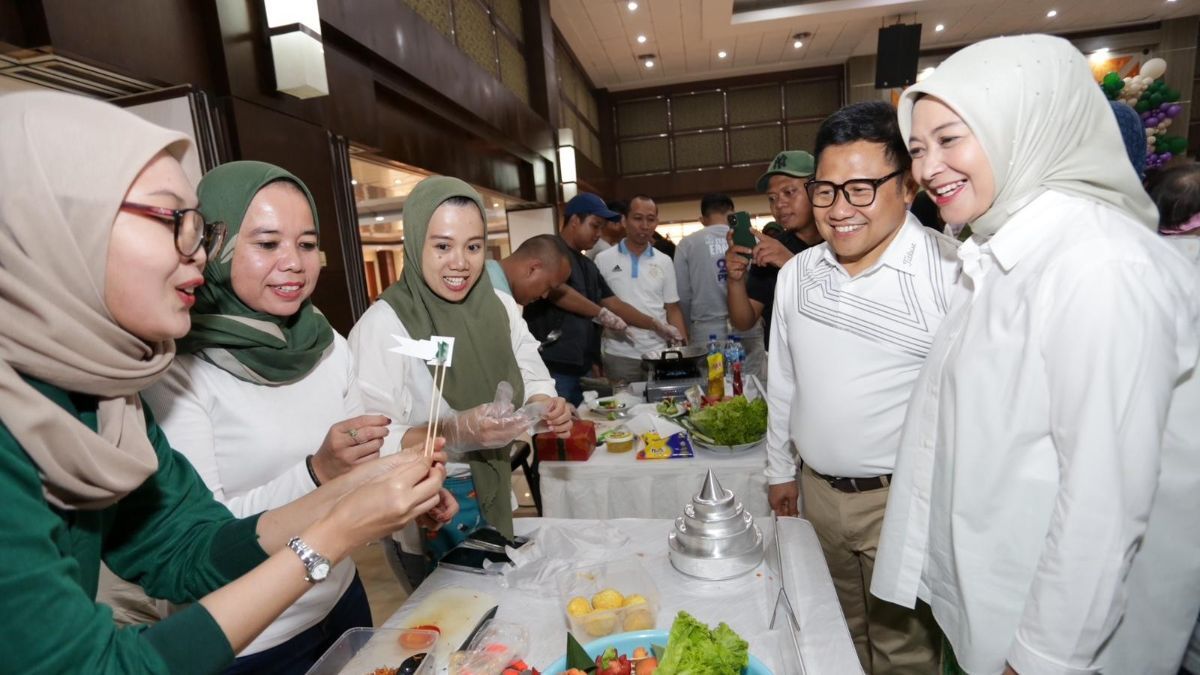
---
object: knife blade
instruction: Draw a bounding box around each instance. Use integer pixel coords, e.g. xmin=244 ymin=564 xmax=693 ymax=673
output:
xmin=458 ymin=605 xmax=498 ymax=652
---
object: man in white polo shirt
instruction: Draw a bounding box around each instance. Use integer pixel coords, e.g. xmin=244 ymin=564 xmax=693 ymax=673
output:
xmin=766 ymin=101 xmax=957 ymax=673
xmin=595 ymin=194 xmax=687 ymax=383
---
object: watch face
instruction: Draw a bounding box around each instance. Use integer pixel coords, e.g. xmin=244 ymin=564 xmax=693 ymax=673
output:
xmin=311 ymin=560 xmax=331 ymax=581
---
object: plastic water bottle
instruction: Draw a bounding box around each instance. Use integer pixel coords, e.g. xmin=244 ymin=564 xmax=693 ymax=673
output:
xmin=723 ymin=336 xmax=738 ymax=397
xmin=731 ymin=336 xmax=745 ymax=396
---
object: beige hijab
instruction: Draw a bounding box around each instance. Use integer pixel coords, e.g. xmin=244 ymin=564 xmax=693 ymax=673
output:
xmin=897 ymin=34 xmax=1158 ymax=236
xmin=0 ymin=91 xmax=190 ymax=510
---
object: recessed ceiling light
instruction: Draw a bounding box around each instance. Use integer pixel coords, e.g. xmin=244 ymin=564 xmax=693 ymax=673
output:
xmin=935 ymin=24 xmax=944 ymax=32
xmin=637 ymin=34 xmax=647 ymax=44
xmin=492 ymin=202 xmax=501 ymax=208
xmin=718 ymin=50 xmax=728 ymax=59
xmin=374 ymin=215 xmax=384 ymax=222
xmin=393 ymin=178 xmax=401 ymax=185
xmin=791 ymin=32 xmax=811 ymax=50
xmin=350 ymin=179 xmax=358 ymax=185
xmin=644 ymin=58 xmax=655 ymax=68
xmin=627 ymin=1 xmax=638 ymax=10
xmin=1046 ymin=9 xmax=1057 ymax=17
xmin=793 ymin=40 xmax=803 ymax=49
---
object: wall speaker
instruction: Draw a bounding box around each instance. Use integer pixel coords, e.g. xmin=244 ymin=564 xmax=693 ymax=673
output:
xmin=875 ymin=24 xmax=922 ymax=89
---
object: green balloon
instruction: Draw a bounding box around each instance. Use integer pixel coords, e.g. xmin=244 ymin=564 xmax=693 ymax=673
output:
xmin=1150 ymin=93 xmax=1165 ymax=106
xmin=1103 ymin=72 xmax=1121 ymax=86
xmin=1135 ymin=99 xmax=1152 ymax=113
xmin=1165 ymin=89 xmax=1180 ymax=102
xmin=1171 ymin=137 xmax=1188 ymax=154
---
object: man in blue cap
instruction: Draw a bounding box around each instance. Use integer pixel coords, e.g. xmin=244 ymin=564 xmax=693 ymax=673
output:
xmin=524 ymin=193 xmax=677 ymax=404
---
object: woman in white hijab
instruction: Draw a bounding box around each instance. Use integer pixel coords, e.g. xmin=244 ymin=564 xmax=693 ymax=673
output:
xmin=871 ymin=35 xmax=1200 ymax=675
xmin=0 ymin=90 xmax=449 ymax=673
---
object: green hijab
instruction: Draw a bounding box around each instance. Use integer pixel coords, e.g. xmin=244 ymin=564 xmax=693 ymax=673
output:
xmin=379 ymin=176 xmax=524 ymax=536
xmin=179 ymin=161 xmax=334 ymax=385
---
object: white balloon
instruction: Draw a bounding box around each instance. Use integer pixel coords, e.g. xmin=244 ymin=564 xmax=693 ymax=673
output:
xmin=1163 ymin=118 xmax=1173 ymax=128
xmin=1141 ymin=57 xmax=1167 ymax=80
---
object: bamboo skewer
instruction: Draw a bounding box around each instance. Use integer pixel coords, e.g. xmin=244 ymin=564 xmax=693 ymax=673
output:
xmin=424 ymin=341 xmax=450 ymax=458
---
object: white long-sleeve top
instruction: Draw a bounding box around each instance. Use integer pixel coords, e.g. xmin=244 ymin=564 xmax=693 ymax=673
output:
xmin=347 ymin=290 xmax=557 ymax=466
xmin=141 ymin=334 xmax=360 ymax=655
xmin=765 ymin=215 xmax=959 ymax=482
xmin=872 ymin=191 xmax=1200 ymax=675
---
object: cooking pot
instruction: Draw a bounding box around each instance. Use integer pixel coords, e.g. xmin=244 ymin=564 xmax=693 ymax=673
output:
xmin=641 ymin=344 xmax=708 ymax=380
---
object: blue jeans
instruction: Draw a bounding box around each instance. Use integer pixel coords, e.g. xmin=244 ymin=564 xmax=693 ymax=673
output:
xmin=221 ymin=574 xmax=372 ymax=675
xmin=551 ymin=371 xmax=584 ymax=406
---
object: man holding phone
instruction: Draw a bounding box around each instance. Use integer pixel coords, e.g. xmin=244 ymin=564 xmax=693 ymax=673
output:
xmin=674 ymin=194 xmax=766 ymax=381
xmin=725 ymin=151 xmax=823 ymax=350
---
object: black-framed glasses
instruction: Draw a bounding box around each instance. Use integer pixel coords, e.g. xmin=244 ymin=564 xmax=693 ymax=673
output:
xmin=805 ymin=168 xmax=906 ymax=209
xmin=120 ymin=202 xmax=227 ymax=258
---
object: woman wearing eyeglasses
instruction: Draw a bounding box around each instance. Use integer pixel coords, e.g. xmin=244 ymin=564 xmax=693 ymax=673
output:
xmin=137 ymin=161 xmax=455 ymax=673
xmin=0 ymin=91 xmax=449 ymax=674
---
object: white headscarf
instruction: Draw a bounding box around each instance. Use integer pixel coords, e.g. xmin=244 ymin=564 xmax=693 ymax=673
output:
xmin=897 ymin=34 xmax=1158 ymax=236
xmin=0 ymin=91 xmax=189 ymax=509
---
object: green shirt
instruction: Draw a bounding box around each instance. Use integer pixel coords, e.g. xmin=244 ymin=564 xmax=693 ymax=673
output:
xmin=0 ymin=378 xmax=269 ymax=674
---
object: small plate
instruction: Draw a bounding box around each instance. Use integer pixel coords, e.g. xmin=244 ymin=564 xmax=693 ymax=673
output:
xmin=592 ymin=397 xmax=629 ymax=413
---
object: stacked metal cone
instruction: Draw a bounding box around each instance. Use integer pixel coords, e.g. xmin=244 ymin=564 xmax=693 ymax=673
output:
xmin=667 ymin=469 xmax=764 ymax=580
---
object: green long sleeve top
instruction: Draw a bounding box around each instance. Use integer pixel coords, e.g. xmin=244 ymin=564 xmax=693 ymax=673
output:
xmin=0 ymin=377 xmax=269 ymax=674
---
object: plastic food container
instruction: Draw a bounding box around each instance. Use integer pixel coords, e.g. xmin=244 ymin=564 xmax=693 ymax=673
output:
xmin=605 ymin=430 xmax=634 ymax=453
xmin=305 ymin=627 xmax=439 ymax=675
xmin=557 ymin=559 xmax=660 ymax=639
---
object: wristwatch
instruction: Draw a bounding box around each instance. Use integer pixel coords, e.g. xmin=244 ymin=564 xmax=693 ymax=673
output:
xmin=287 ymin=536 xmax=331 ymax=583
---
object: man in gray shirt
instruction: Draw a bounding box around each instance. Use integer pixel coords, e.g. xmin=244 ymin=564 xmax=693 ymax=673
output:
xmin=674 ymin=194 xmax=766 ymax=380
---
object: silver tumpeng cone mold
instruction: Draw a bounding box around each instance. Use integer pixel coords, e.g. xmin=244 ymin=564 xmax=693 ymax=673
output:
xmin=668 ymin=469 xmax=764 ymax=580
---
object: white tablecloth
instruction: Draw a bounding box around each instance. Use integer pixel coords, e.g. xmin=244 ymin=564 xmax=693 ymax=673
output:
xmin=383 ymin=517 xmax=860 ymax=674
xmin=539 ymin=444 xmax=769 ymax=519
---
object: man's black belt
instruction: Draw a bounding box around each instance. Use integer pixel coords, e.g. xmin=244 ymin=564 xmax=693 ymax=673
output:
xmin=811 ymin=468 xmax=891 ymax=493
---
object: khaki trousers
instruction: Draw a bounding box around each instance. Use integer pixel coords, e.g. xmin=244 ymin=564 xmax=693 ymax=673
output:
xmin=801 ymin=465 xmax=939 ymax=674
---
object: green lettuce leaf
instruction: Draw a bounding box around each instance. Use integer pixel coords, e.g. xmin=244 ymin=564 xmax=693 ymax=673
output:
xmin=656 ymin=611 xmax=750 ymax=675
xmin=688 ymin=396 xmax=768 ymax=445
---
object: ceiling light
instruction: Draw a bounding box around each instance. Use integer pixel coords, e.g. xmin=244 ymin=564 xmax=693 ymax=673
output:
xmin=627 ymin=1 xmax=638 ymax=10
xmin=935 ymin=24 xmax=944 ymax=32
xmin=350 ymin=179 xmax=358 ymax=185
xmin=718 ymin=50 xmax=728 ymax=59
xmin=1089 ymin=47 xmax=1110 ymax=63
xmin=791 ymin=32 xmax=811 ymax=50
xmin=637 ymin=34 xmax=647 ymax=44
xmin=1046 ymin=9 xmax=1057 ymax=17
xmin=644 ymin=58 xmax=655 ymax=68
xmin=374 ymin=215 xmax=384 ymax=222
xmin=393 ymin=178 xmax=401 ymax=185
xmin=492 ymin=202 xmax=501 ymax=208
xmin=793 ymin=40 xmax=803 ymax=49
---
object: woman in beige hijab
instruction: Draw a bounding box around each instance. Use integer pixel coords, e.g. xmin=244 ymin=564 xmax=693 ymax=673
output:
xmin=870 ymin=35 xmax=1200 ymax=675
xmin=0 ymin=91 xmax=450 ymax=673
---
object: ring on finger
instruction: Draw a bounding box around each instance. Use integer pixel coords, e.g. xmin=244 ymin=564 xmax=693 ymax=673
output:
xmin=347 ymin=428 xmax=360 ymax=442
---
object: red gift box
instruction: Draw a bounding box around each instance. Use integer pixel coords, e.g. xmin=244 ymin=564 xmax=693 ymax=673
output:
xmin=534 ymin=419 xmax=596 ymax=461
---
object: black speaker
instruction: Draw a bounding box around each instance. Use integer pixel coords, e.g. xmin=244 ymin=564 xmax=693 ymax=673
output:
xmin=875 ymin=24 xmax=922 ymax=89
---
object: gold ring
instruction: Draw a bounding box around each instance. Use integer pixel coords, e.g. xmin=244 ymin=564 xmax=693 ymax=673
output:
xmin=347 ymin=428 xmax=359 ymax=442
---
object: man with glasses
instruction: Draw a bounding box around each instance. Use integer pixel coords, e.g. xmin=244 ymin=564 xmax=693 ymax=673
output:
xmin=765 ymin=101 xmax=957 ymax=674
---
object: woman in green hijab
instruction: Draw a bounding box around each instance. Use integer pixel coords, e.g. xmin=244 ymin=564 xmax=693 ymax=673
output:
xmin=142 ymin=161 xmax=457 ymax=673
xmin=349 ymin=176 xmax=572 ymax=584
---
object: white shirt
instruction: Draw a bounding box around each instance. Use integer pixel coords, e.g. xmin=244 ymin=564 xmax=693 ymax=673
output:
xmin=347 ymin=291 xmax=557 ymax=464
xmin=586 ymin=237 xmax=614 ymax=260
xmin=595 ymin=240 xmax=680 ymax=359
xmin=872 ymin=191 xmax=1200 ymax=675
xmin=765 ymin=215 xmax=959 ymax=482
xmin=142 ymin=334 xmax=360 ymax=655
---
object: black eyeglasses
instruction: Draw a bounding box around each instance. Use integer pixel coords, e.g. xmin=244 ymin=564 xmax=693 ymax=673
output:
xmin=805 ymin=168 xmax=906 ymax=209
xmin=120 ymin=202 xmax=227 ymax=258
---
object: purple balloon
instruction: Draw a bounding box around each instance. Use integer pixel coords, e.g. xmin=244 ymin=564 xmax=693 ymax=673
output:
xmin=1146 ymin=116 xmax=1160 ymax=128
xmin=1168 ymin=104 xmax=1183 ymax=118
xmin=1163 ymin=152 xmax=1174 ymax=162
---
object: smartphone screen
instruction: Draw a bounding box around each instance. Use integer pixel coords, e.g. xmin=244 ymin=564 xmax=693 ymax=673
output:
xmin=728 ymin=211 xmax=756 ymax=256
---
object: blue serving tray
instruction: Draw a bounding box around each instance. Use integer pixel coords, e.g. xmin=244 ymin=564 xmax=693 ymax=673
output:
xmin=542 ymin=628 xmax=773 ymax=674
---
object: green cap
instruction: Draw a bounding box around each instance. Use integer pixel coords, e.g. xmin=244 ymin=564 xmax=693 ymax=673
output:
xmin=756 ymin=150 xmax=815 ymax=192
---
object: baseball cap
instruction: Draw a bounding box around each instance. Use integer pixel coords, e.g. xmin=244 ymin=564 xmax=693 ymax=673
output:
xmin=565 ymin=192 xmax=620 ymax=222
xmin=756 ymin=150 xmax=816 ymax=192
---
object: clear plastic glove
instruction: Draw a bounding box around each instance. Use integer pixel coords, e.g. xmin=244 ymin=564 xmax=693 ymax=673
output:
xmin=592 ymin=306 xmax=627 ymax=331
xmin=439 ymin=382 xmax=528 ymax=453
xmin=653 ymin=319 xmax=684 ymax=343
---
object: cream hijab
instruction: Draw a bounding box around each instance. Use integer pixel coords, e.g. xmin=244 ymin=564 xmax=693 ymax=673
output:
xmin=897 ymin=34 xmax=1158 ymax=236
xmin=0 ymin=91 xmax=190 ymax=510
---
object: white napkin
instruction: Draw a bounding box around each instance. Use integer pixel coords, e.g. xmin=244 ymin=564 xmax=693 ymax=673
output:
xmin=497 ymin=523 xmax=632 ymax=590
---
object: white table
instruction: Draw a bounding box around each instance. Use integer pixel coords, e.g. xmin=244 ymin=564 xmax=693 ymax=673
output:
xmin=539 ymin=444 xmax=769 ymax=519
xmin=383 ymin=517 xmax=861 ymax=674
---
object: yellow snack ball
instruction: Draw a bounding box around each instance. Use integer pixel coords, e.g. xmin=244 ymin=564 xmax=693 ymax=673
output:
xmin=623 ymin=607 xmax=654 ymax=631
xmin=567 ymin=596 xmax=592 ymax=617
xmin=584 ymin=612 xmax=617 ymax=637
xmin=622 ymin=594 xmax=647 ymax=607
xmin=592 ymin=588 xmax=624 ymax=610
